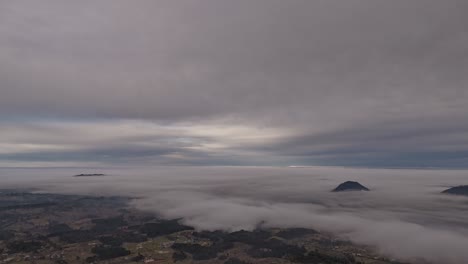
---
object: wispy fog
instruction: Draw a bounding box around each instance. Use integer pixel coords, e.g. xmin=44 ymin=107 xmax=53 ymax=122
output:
xmin=1 ymin=166 xmax=468 ymax=263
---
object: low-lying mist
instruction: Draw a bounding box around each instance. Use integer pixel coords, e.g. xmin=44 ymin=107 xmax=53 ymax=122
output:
xmin=1 ymin=166 xmax=468 ymax=263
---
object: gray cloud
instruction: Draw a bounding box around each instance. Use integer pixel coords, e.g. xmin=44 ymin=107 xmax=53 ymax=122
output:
xmin=0 ymin=0 xmax=468 ymax=166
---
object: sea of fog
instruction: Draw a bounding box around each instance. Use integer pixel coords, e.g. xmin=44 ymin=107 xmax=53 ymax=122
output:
xmin=1 ymin=166 xmax=468 ymax=263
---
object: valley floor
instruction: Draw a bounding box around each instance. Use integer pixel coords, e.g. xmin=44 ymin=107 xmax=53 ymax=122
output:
xmin=0 ymin=190 xmax=406 ymax=264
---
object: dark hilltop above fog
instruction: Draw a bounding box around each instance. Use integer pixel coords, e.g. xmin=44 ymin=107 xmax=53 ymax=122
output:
xmin=73 ymin=173 xmax=106 ymax=177
xmin=441 ymin=185 xmax=468 ymax=196
xmin=332 ymin=181 xmax=370 ymax=192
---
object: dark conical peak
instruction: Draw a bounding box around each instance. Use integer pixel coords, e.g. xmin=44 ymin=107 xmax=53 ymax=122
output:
xmin=441 ymin=185 xmax=468 ymax=196
xmin=332 ymin=181 xmax=369 ymax=192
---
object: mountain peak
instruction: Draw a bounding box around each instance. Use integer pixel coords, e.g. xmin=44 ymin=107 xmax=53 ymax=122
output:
xmin=441 ymin=185 xmax=468 ymax=196
xmin=332 ymin=181 xmax=369 ymax=192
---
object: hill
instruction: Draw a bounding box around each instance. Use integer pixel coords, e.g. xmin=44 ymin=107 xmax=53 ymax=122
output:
xmin=332 ymin=181 xmax=369 ymax=192
xmin=441 ymin=185 xmax=468 ymax=196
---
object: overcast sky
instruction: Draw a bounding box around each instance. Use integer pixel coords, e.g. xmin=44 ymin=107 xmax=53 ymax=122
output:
xmin=1 ymin=0 xmax=467 ymax=167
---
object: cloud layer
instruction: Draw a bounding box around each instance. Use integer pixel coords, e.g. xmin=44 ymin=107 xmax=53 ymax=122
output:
xmin=2 ymin=166 xmax=468 ymax=263
xmin=1 ymin=0 xmax=468 ymax=166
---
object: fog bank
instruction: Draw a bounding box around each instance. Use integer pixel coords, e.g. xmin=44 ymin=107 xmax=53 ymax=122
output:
xmin=1 ymin=166 xmax=468 ymax=263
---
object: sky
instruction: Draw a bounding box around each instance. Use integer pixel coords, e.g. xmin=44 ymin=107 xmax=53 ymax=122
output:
xmin=1 ymin=0 xmax=468 ymax=167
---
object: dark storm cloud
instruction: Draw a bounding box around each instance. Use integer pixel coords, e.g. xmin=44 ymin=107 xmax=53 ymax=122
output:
xmin=251 ymin=118 xmax=468 ymax=167
xmin=0 ymin=0 xmax=468 ymax=166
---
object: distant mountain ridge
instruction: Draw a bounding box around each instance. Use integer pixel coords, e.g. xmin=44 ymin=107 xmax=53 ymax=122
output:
xmin=74 ymin=174 xmax=106 ymax=177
